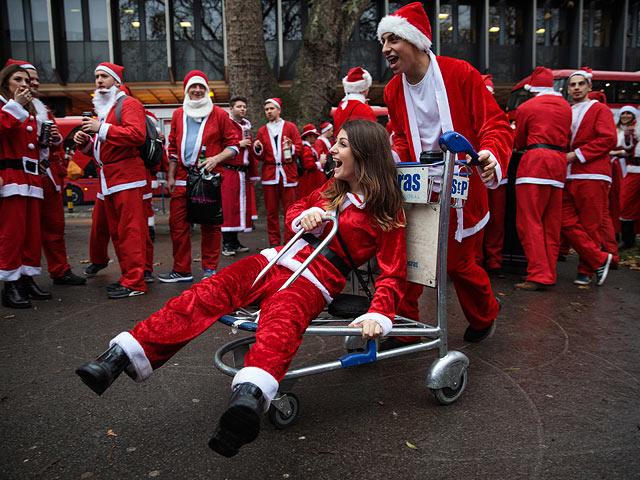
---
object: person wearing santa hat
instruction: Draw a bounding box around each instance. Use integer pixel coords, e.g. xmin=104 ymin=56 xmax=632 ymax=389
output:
xmin=377 ymin=2 xmax=514 ymax=344
xmin=313 ymin=121 xmax=334 ymax=174
xmin=221 ymin=96 xmax=259 ymax=257
xmin=618 ymin=106 xmax=639 ymax=249
xmin=7 ymin=59 xmax=87 ymax=287
xmin=297 ymin=124 xmax=326 ymax=198
xmin=158 ymin=70 xmax=239 ymax=282
xmin=0 ymin=63 xmax=50 ymax=308
xmin=253 ymin=98 xmax=303 ymax=247
xmin=511 ymin=67 xmax=572 ymax=291
xmin=73 ymin=62 xmax=149 ymax=298
xmin=560 ymin=68 xmax=618 ymax=286
xmin=333 ymin=66 xmax=377 ymax=135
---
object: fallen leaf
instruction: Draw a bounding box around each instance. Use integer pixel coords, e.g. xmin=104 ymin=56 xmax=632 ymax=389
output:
xmin=149 ymin=471 xmax=161 ymax=478
xmin=153 ymin=262 xmax=161 ymax=266
xmin=392 ymin=411 xmax=398 ymax=417
xmin=405 ymin=441 xmax=418 ymax=450
xmin=126 ymin=447 xmax=137 ymax=452
xmin=577 ymin=286 xmax=591 ymax=290
xmin=503 ymin=367 xmax=520 ymax=372
xmin=80 ymin=260 xmax=90 ymax=264
xmin=497 ymin=292 xmax=506 ymax=296
xmin=378 ymin=400 xmax=385 ymax=406
xmin=108 ymin=445 xmax=116 ymax=459
xmin=193 ymin=258 xmax=202 ymax=263
xmin=106 ymin=429 xmax=117 ymax=437
xmin=570 ymin=302 xmax=584 ymax=307
xmin=4 ymin=314 xmax=15 ymax=319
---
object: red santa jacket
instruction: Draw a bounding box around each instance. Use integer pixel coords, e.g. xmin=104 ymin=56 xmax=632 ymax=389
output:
xmin=228 ymin=114 xmax=259 ymax=180
xmin=384 ymin=55 xmax=514 ymax=241
xmin=167 ymin=105 xmax=239 ymax=187
xmin=567 ymin=100 xmax=618 ymax=182
xmin=298 ymin=141 xmax=326 ymax=199
xmin=254 ymin=119 xmax=302 ymax=187
xmin=83 ymin=92 xmax=147 ymax=195
xmin=34 ymin=100 xmax=67 ymax=191
xmin=0 ymin=96 xmax=42 ymax=199
xmin=514 ymin=93 xmax=572 ymax=188
xmin=314 ymin=136 xmax=332 ymax=159
xmin=260 ymin=180 xmax=406 ymax=334
xmin=333 ymin=96 xmax=377 ymax=134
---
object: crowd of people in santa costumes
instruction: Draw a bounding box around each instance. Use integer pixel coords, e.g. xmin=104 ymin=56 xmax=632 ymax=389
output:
xmin=333 ymin=66 xmax=377 ymax=134
xmin=615 ymin=105 xmax=640 ymax=250
xmin=73 ymin=62 xmax=150 ymax=299
xmin=253 ymin=98 xmax=302 ymax=248
xmin=512 ymin=67 xmax=572 ymax=291
xmin=221 ymin=96 xmax=259 ymax=258
xmin=297 ymin=123 xmax=326 ymax=198
xmin=560 ymin=69 xmax=618 ymax=286
xmin=313 ymin=121 xmax=333 ymax=167
xmin=159 ymin=70 xmax=239 ymax=283
xmin=377 ymin=2 xmax=514 ymax=346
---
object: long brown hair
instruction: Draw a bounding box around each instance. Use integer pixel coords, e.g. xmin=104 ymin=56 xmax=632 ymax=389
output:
xmin=0 ymin=64 xmax=35 ymax=116
xmin=322 ymin=120 xmax=405 ymax=231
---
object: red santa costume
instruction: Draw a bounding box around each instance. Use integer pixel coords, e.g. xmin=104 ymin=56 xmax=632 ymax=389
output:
xmin=333 ymin=67 xmax=377 ymax=134
xmin=222 ymin=112 xmax=258 ymax=234
xmin=165 ymin=71 xmax=239 ymax=276
xmin=513 ymin=67 xmax=572 ymax=287
xmin=104 ymin=180 xmax=406 ymax=406
xmin=0 ymin=86 xmax=42 ymax=284
xmin=313 ymin=122 xmax=333 ymax=160
xmin=620 ymin=117 xmax=640 ymax=246
xmin=378 ymin=3 xmax=514 ymax=334
xmin=254 ymin=98 xmax=303 ymax=246
xmin=80 ymin=63 xmax=148 ymax=294
xmin=561 ymin=69 xmax=618 ymax=282
xmin=297 ymin=124 xmax=326 ymax=198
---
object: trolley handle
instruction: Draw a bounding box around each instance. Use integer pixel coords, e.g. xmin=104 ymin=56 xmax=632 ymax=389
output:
xmin=438 ymin=131 xmax=480 ymax=166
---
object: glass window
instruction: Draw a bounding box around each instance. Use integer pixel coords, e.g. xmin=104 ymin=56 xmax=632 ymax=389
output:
xmin=89 ymin=0 xmax=108 ymax=41
xmin=282 ymin=0 xmax=303 ymax=40
xmin=146 ymin=0 xmax=165 ymax=40
xmin=582 ymin=3 xmax=611 ymax=48
xmin=173 ymin=0 xmax=194 ymax=40
xmin=7 ymin=0 xmax=26 ymax=41
xmin=440 ymin=3 xmax=475 ymax=45
xmin=489 ymin=6 xmax=521 ymax=46
xmin=263 ymin=0 xmax=276 ymax=41
xmin=201 ymin=0 xmax=223 ymax=41
xmin=120 ymin=0 xmax=140 ymax=41
xmin=536 ymin=7 xmax=564 ymax=46
xmin=458 ymin=5 xmax=474 ymax=44
xmin=31 ymin=0 xmax=50 ymax=41
xmin=64 ymin=0 xmax=84 ymax=41
xmin=439 ymin=4 xmax=453 ymax=44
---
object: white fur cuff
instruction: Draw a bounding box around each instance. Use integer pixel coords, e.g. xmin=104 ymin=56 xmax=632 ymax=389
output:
xmin=290 ymin=207 xmax=325 ymax=233
xmin=351 ymin=312 xmax=393 ymax=336
xmin=110 ymin=332 xmax=153 ymax=382
xmin=232 ymin=367 xmax=279 ymax=409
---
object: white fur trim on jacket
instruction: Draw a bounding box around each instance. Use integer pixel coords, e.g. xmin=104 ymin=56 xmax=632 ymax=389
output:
xmin=377 ymin=15 xmax=432 ymax=51
xmin=232 ymin=367 xmax=279 ymax=409
xmin=290 ymin=207 xmax=326 ymax=234
xmin=2 ymin=99 xmax=29 ymax=122
xmin=515 ymin=177 xmax=564 ymax=188
xmin=350 ymin=312 xmax=393 ymax=336
xmin=110 ymin=331 xmax=153 ymax=382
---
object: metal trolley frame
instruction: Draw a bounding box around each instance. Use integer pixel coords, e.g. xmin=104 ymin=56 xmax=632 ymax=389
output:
xmin=214 ymin=131 xmax=478 ymax=429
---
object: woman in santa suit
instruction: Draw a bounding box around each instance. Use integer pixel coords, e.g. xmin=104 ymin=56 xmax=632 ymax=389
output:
xmin=297 ymin=124 xmax=326 ymax=198
xmin=75 ymin=120 xmax=407 ymax=457
xmin=0 ymin=64 xmax=51 ymax=308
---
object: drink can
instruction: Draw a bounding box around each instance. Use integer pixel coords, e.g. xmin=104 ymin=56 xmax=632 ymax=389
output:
xmin=40 ymin=120 xmax=53 ymax=146
xmin=82 ymin=111 xmax=93 ymax=118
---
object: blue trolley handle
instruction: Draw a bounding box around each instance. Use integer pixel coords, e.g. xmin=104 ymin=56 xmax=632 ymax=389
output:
xmin=438 ymin=131 xmax=480 ymax=166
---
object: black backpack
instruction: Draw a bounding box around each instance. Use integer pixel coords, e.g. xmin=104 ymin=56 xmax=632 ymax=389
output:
xmin=114 ymin=95 xmax=164 ymax=170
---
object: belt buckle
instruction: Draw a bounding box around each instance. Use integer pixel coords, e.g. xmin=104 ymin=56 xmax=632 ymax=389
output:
xmin=22 ymin=157 xmax=39 ymax=175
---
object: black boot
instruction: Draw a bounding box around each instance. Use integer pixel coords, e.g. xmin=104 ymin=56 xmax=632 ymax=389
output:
xmin=20 ymin=276 xmax=52 ymax=300
xmin=619 ymin=221 xmax=636 ymax=250
xmin=209 ymin=383 xmax=265 ymax=457
xmin=75 ymin=344 xmax=131 ymax=395
xmin=1 ymin=281 xmax=32 ymax=309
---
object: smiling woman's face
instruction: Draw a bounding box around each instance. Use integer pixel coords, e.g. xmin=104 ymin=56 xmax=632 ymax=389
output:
xmin=329 ymin=129 xmax=357 ymax=189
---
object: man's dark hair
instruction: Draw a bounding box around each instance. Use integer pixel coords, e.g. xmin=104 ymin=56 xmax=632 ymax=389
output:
xmin=230 ymin=96 xmax=247 ymax=107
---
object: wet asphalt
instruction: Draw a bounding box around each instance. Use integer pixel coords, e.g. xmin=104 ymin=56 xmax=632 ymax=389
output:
xmin=1 ymin=204 xmax=639 ymax=480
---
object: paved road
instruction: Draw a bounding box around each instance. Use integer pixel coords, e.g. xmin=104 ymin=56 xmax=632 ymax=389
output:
xmin=1 ymin=213 xmax=639 ymax=479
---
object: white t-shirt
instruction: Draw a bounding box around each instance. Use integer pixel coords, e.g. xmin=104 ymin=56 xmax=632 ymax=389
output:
xmin=405 ymin=65 xmax=442 ymax=153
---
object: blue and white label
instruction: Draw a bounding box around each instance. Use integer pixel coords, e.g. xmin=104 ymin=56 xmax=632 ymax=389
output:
xmin=451 ymin=175 xmax=469 ymax=200
xmin=397 ymin=165 xmax=431 ymax=204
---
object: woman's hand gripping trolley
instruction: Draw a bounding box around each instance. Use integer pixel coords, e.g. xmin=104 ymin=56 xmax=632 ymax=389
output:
xmin=214 ymin=131 xmax=478 ymax=427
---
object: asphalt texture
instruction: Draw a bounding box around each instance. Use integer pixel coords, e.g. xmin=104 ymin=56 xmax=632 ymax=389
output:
xmin=1 ymin=203 xmax=639 ymax=480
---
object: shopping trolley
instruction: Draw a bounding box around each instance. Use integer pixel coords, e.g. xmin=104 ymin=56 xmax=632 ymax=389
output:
xmin=214 ymin=131 xmax=479 ymax=428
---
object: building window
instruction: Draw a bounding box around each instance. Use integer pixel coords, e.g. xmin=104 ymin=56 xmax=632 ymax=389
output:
xmin=536 ymin=7 xmax=565 ymax=46
xmin=489 ymin=5 xmax=521 ymax=46
xmin=64 ymin=0 xmax=84 ymax=41
xmin=119 ymin=0 xmax=140 ymax=41
xmin=357 ymin=2 xmax=378 ymax=40
xmin=31 ymin=0 xmax=50 ymax=41
xmin=440 ymin=3 xmax=475 ymax=45
xmin=263 ymin=0 xmax=277 ymax=41
xmin=145 ymin=0 xmax=165 ymax=40
xmin=582 ymin=2 xmax=611 ymax=48
xmin=7 ymin=0 xmax=26 ymax=41
xmin=88 ymin=0 xmax=109 ymax=41
xmin=201 ymin=0 xmax=223 ymax=41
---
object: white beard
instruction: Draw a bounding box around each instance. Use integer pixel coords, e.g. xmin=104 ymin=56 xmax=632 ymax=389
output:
xmin=32 ymin=98 xmax=50 ymax=134
xmin=92 ymin=85 xmax=119 ymax=120
xmin=183 ymin=95 xmax=213 ymax=119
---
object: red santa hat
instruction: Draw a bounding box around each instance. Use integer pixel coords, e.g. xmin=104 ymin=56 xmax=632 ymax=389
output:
xmin=264 ymin=98 xmax=282 ymax=110
xmin=95 ymin=62 xmax=124 ymax=84
xmin=569 ymin=66 xmax=593 ymax=84
xmin=588 ymin=91 xmax=607 ymax=104
xmin=4 ymin=58 xmax=36 ymax=71
xmin=301 ymin=124 xmax=319 ymax=137
xmin=481 ymin=74 xmax=494 ymax=93
xmin=183 ymin=70 xmax=209 ymax=94
xmin=319 ymin=122 xmax=333 ymax=134
xmin=342 ymin=67 xmax=372 ymax=94
xmin=377 ymin=2 xmax=432 ymax=51
xmin=120 ymin=84 xmax=133 ymax=96
xmin=524 ymin=67 xmax=555 ymax=94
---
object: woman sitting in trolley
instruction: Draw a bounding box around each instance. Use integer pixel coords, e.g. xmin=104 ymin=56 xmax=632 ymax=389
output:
xmin=76 ymin=120 xmax=408 ymax=457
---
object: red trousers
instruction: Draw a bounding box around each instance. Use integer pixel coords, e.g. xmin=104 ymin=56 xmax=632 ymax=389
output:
xmin=104 ymin=188 xmax=147 ymax=291
xmin=397 ymin=218 xmax=499 ymax=331
xmin=483 ymin=185 xmax=507 ymax=270
xmin=561 ymin=180 xmax=609 ymax=276
xmin=263 ymin=182 xmax=297 ymax=246
xmin=89 ymin=197 xmax=110 ymax=265
xmin=130 ymin=255 xmax=326 ymax=381
xmin=41 ymin=177 xmax=71 ymax=278
xmin=169 ymin=186 xmax=220 ymax=273
xmin=144 ymin=197 xmax=154 ymax=272
xmin=620 ymin=173 xmax=640 ymax=221
xmin=516 ymin=184 xmax=562 ymax=285
xmin=0 ymin=195 xmax=41 ymax=281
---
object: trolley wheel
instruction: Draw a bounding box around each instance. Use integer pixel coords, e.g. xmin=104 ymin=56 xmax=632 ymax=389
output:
xmin=431 ymin=370 xmax=467 ymax=405
xmin=268 ymin=393 xmax=299 ymax=429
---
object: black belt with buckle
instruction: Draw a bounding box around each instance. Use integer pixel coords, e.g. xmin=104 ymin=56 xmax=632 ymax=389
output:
xmin=0 ymin=159 xmax=24 ymax=170
xmin=525 ymin=143 xmax=565 ymax=152
xmin=419 ymin=151 xmax=444 ymax=164
xmin=223 ymin=164 xmax=248 ymax=172
xmin=301 ymin=233 xmax=351 ymax=278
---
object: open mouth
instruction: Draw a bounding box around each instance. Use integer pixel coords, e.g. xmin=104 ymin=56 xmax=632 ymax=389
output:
xmin=386 ymin=55 xmax=399 ymax=69
xmin=334 ymin=159 xmax=343 ymax=170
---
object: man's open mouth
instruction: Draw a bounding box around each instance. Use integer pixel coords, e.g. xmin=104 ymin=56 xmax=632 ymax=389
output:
xmin=386 ymin=55 xmax=399 ymax=68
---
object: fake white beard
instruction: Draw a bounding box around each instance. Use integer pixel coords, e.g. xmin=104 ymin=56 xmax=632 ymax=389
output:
xmin=183 ymin=94 xmax=213 ymax=119
xmin=32 ymin=98 xmax=50 ymax=134
xmin=92 ymin=85 xmax=119 ymax=119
